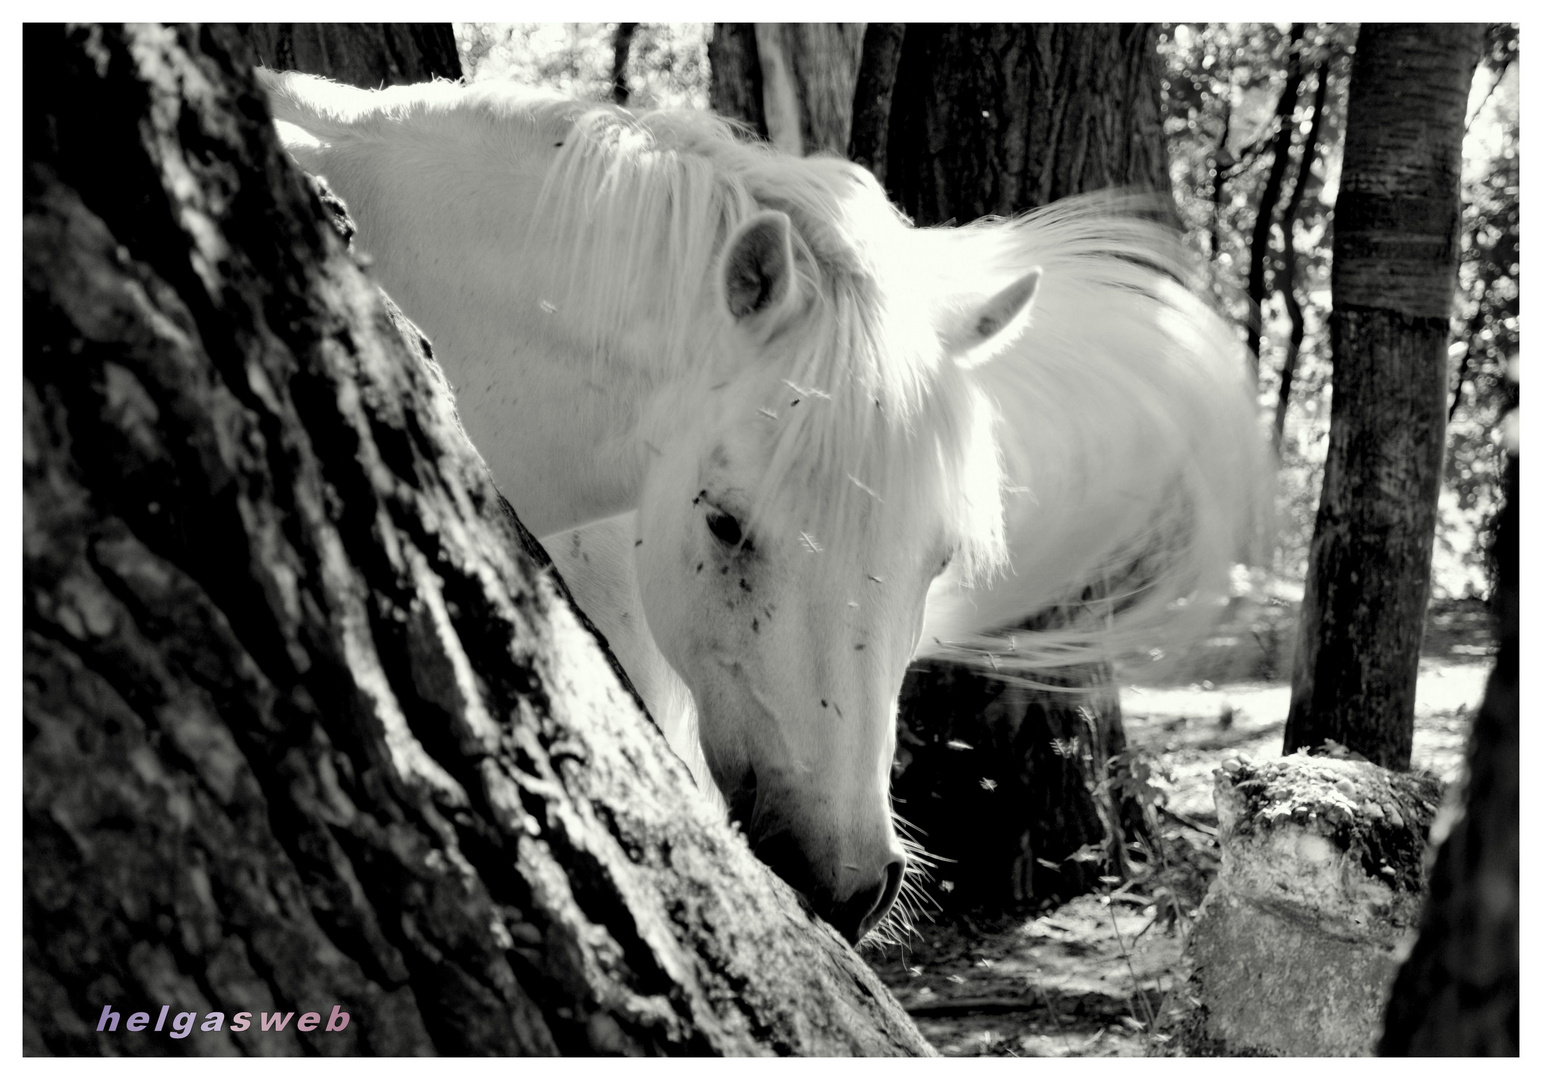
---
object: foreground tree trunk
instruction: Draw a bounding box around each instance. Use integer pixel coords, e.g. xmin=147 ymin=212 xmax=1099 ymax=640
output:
xmin=1283 ymin=24 xmax=1484 ymax=768
xmin=22 ymin=23 xmax=930 ymax=1057
xmin=1380 ymin=441 xmax=1519 ymax=1055
xmin=239 ymin=23 xmax=461 ymax=85
xmin=879 ymin=24 xmax=1173 ymax=910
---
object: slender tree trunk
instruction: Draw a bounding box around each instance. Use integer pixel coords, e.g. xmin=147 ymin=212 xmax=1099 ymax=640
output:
xmin=1283 ymin=23 xmax=1484 ymax=768
xmin=754 ymin=25 xmax=806 ymax=154
xmin=239 ymin=23 xmax=461 ymax=85
xmin=1448 ymin=344 xmax=1473 ymax=423
xmin=1273 ymin=60 xmax=1332 ymax=456
xmin=611 ymin=23 xmax=638 ymax=105
xmin=884 ymin=24 xmax=1172 ymax=910
xmin=22 ymin=22 xmax=931 ymax=1057
xmin=1210 ymin=98 xmax=1233 ymax=262
xmin=1245 ymin=23 xmax=1307 ymax=387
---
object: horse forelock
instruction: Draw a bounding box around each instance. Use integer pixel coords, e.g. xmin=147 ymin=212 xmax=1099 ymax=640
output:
xmin=734 ymin=222 xmax=1011 ymax=584
xmin=724 ymin=277 xmax=1007 ymax=592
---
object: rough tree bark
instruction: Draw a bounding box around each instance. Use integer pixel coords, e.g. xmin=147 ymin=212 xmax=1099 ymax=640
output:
xmin=709 ymin=23 xmax=865 ymax=156
xmin=22 ymin=23 xmax=931 ymax=1057
xmin=1283 ymin=24 xmax=1484 ymax=768
xmin=239 ymin=23 xmax=461 ymax=86
xmin=876 ymin=24 xmax=1174 ymax=910
xmin=847 ymin=24 xmax=906 ymax=185
xmin=707 ymin=24 xmax=766 ymax=139
xmin=1380 ymin=427 xmax=1519 ymax=1055
xmin=884 ymin=24 xmax=1175 ymax=225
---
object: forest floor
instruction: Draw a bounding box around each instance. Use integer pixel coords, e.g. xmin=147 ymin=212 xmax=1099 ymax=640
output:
xmin=864 ymin=597 xmax=1494 ymax=1057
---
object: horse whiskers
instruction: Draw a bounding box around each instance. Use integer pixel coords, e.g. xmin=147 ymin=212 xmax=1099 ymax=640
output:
xmin=862 ymin=881 xmax=930 ymax=952
xmin=854 ymin=809 xmax=944 ymax=950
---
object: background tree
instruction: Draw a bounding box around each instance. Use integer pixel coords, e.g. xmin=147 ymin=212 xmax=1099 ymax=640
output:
xmin=884 ymin=24 xmax=1175 ymax=226
xmin=610 ymin=23 xmax=638 ymax=104
xmin=708 ymin=23 xmax=864 ymax=155
xmin=240 ymin=23 xmax=461 ymax=85
xmin=706 ymin=23 xmax=765 ymax=135
xmin=22 ymin=22 xmax=929 ymax=1056
xmin=847 ymin=24 xmax=906 ymax=184
xmin=1282 ymin=23 xmax=1484 ymax=767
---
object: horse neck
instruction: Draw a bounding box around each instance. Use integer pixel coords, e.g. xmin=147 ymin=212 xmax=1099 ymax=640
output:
xmin=295 ymin=109 xmax=662 ymax=535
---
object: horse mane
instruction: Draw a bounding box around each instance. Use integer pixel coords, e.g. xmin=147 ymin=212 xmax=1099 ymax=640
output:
xmin=917 ymin=196 xmax=1271 ymax=676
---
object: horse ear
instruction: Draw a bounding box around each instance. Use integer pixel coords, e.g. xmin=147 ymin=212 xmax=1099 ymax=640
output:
xmin=946 ymin=268 xmax=1042 ymax=369
xmin=721 ymin=210 xmax=800 ymax=329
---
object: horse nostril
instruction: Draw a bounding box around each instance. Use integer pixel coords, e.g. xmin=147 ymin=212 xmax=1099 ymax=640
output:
xmin=854 ymin=857 xmax=906 ymax=942
xmin=831 ymin=857 xmax=906 ymax=945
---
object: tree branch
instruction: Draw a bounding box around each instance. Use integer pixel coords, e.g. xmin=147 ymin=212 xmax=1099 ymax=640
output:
xmin=1272 ymin=58 xmax=1332 ymax=456
xmin=1246 ymin=22 xmax=1308 ymax=386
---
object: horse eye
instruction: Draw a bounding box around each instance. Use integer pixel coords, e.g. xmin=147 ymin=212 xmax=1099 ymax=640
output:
xmin=707 ymin=510 xmax=744 ymax=547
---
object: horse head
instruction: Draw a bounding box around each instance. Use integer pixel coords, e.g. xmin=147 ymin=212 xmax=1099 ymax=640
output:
xmin=630 ymin=205 xmax=1039 ymax=942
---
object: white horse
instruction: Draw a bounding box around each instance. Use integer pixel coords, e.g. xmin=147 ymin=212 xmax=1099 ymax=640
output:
xmin=259 ymin=70 xmax=1265 ymax=943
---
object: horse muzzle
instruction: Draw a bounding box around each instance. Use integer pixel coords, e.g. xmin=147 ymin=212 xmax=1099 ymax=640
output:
xmin=746 ymin=817 xmax=907 ymax=945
